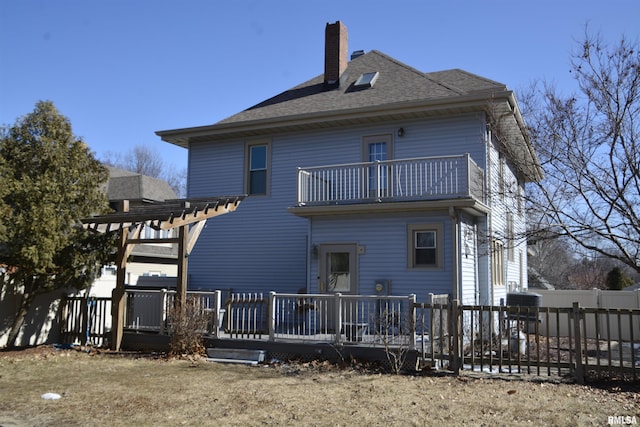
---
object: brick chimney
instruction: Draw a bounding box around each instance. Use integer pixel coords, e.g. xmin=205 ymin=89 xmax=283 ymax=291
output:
xmin=324 ymin=21 xmax=348 ymax=86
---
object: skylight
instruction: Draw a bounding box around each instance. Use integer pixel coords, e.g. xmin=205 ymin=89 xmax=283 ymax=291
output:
xmin=354 ymin=71 xmax=379 ymax=88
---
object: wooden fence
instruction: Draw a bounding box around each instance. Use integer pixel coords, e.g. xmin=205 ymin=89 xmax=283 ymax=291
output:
xmin=418 ymin=302 xmax=639 ymax=383
xmin=59 ymin=296 xmax=111 ymax=347
xmin=62 ymin=290 xmax=640 ymax=382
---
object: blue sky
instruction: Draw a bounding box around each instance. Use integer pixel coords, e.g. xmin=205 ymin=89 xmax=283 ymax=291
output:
xmin=1 ymin=1 xmax=638 ymax=171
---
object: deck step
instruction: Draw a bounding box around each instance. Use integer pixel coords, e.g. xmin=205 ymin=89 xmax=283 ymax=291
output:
xmin=206 ymin=348 xmax=266 ymax=365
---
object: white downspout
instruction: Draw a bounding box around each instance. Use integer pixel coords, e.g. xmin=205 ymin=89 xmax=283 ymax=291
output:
xmin=486 ymin=124 xmax=495 ymax=305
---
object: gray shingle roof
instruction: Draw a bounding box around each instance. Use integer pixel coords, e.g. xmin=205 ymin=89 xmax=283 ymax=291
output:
xmin=217 ymin=51 xmax=507 ymax=125
xmin=105 ymin=166 xmax=177 ymax=202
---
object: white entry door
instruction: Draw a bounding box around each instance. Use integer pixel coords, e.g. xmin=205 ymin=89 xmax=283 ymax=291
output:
xmin=318 ymin=243 xmax=358 ymax=295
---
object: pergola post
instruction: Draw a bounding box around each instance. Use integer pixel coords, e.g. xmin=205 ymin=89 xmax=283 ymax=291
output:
xmin=111 ymin=200 xmax=129 ymax=351
xmin=176 ymin=222 xmax=189 ymax=313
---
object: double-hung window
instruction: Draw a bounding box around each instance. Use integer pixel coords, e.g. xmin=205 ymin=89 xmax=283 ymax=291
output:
xmin=506 ymin=212 xmax=515 ymax=262
xmin=246 ymin=142 xmax=269 ymax=196
xmin=408 ymin=223 xmax=443 ymax=269
xmin=492 ymin=239 xmax=504 ymax=287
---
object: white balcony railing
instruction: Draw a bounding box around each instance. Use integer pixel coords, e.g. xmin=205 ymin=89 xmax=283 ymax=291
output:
xmin=296 ymin=154 xmax=484 ymax=206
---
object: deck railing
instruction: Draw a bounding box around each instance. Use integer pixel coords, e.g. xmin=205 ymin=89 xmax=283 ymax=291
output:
xmin=121 ymin=289 xmax=417 ymax=346
xmin=297 ymin=154 xmax=484 ymax=206
xmin=92 ymin=289 xmax=640 ymax=381
xmin=122 ymin=289 xmax=221 ymax=334
xmin=268 ymin=293 xmax=416 ymax=346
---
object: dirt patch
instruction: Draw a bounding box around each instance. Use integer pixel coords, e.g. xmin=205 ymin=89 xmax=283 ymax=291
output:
xmin=0 ymin=345 xmax=638 ymax=426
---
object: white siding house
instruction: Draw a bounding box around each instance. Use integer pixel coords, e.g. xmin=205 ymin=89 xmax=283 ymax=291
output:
xmin=157 ymin=21 xmax=542 ymax=304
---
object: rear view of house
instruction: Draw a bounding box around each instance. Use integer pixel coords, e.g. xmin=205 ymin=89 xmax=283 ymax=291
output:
xmin=157 ymin=21 xmax=542 ymax=306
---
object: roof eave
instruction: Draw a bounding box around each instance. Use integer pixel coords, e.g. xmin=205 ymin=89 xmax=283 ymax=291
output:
xmin=503 ymin=92 xmax=544 ymax=182
xmin=156 ymin=91 xmax=510 ymax=147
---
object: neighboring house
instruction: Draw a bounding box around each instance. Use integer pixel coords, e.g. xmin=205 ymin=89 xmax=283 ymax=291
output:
xmin=157 ymin=21 xmax=542 ymax=306
xmin=89 ymin=166 xmax=179 ymax=297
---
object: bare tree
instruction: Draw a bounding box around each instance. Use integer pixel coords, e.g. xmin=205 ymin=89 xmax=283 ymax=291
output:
xmin=528 ymin=235 xmax=574 ymax=288
xmin=521 ymin=30 xmax=640 ymax=273
xmin=101 ymin=144 xmax=186 ymax=197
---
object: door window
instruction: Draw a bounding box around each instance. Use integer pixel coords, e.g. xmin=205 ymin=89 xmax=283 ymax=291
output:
xmin=327 ymin=252 xmax=350 ymax=292
xmin=319 ymin=244 xmax=358 ymax=294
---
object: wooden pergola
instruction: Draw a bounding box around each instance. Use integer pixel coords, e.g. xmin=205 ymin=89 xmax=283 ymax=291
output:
xmin=82 ymin=196 xmax=245 ymax=350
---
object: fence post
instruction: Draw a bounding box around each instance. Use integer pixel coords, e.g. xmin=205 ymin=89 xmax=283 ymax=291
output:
xmin=59 ymin=295 xmax=69 ymax=343
xmin=159 ymin=289 xmax=167 ymax=335
xmin=268 ymin=291 xmax=276 ymax=341
xmin=80 ymin=296 xmax=89 ymax=346
xmin=213 ymin=290 xmax=222 ymax=339
xmin=451 ymin=299 xmax=461 ymax=375
xmin=572 ymin=302 xmax=584 ymax=384
xmin=408 ymin=294 xmax=417 ymax=351
xmin=334 ymin=293 xmax=343 ymax=345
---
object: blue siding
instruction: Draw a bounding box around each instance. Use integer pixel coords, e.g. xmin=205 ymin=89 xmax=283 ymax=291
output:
xmin=189 ymin=141 xmax=244 ymax=196
xmin=395 ymin=114 xmax=486 ymax=166
xmin=186 ymin=137 xmax=309 ymax=293
xmin=185 ymin=114 xmax=493 ymax=298
xmin=459 ymin=216 xmax=479 ymax=305
xmin=310 ymin=212 xmax=454 ymax=302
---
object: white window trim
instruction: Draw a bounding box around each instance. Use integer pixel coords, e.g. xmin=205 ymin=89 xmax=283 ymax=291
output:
xmin=492 ymin=239 xmax=505 ymax=287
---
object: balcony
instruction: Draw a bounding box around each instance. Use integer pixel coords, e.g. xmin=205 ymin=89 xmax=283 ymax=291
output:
xmin=296 ymin=154 xmax=485 ymax=208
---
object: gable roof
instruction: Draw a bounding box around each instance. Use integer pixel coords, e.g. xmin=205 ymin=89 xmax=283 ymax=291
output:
xmin=157 ymin=50 xmax=542 ymax=181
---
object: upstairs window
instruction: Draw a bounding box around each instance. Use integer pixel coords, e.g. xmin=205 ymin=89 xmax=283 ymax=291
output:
xmin=246 ymin=142 xmax=269 ymax=195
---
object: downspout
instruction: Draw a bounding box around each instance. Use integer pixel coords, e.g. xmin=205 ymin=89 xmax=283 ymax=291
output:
xmin=449 ymin=206 xmax=459 ymax=302
xmin=473 ymin=222 xmax=480 ymax=305
xmin=486 ymin=123 xmax=495 ymax=305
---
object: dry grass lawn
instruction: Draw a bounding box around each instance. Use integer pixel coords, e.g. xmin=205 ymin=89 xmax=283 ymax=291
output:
xmin=0 ymin=346 xmax=638 ymax=426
